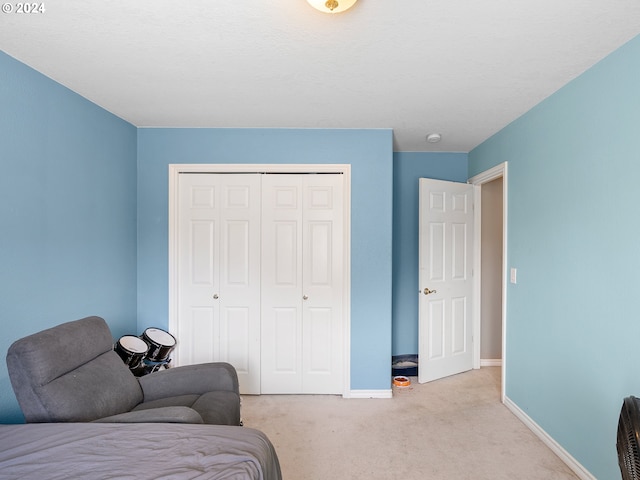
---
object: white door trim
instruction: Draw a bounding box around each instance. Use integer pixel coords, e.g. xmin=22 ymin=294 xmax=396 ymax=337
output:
xmin=468 ymin=162 xmax=508 ymax=403
xmin=168 ymin=163 xmax=352 ymax=397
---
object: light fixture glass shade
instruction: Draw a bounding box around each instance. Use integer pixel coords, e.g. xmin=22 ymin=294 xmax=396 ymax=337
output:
xmin=306 ymin=0 xmax=358 ymax=14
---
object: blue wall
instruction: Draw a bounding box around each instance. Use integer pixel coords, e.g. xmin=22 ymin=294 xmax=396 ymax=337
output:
xmin=392 ymin=152 xmax=468 ymax=355
xmin=0 ymin=52 xmax=138 ymax=423
xmin=136 ymin=128 xmax=394 ymax=391
xmin=469 ymin=34 xmax=640 ymax=479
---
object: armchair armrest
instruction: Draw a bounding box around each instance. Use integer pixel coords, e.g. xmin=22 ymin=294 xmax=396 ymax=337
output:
xmin=94 ymin=406 xmax=204 ymax=424
xmin=138 ymin=362 xmax=239 ymax=403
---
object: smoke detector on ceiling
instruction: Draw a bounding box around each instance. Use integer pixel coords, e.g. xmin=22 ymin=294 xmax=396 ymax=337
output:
xmin=426 ymin=133 xmax=442 ymax=143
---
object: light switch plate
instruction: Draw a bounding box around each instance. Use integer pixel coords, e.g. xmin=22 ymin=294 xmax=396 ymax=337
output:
xmin=510 ymin=267 xmax=517 ymax=284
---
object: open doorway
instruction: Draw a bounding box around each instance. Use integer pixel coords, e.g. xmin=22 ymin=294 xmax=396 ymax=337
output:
xmin=470 ymin=162 xmax=508 ymax=402
xmin=480 ymin=176 xmax=503 ymax=367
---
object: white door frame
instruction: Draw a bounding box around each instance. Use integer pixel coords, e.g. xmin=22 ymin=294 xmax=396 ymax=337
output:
xmin=168 ymin=163 xmax=352 ymax=396
xmin=469 ymin=162 xmax=508 ymax=402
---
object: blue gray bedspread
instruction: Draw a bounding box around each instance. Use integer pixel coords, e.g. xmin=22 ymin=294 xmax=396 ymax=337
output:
xmin=0 ymin=422 xmax=281 ymax=480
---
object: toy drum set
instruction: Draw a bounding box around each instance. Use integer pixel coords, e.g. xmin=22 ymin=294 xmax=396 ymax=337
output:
xmin=114 ymin=327 xmax=177 ymax=376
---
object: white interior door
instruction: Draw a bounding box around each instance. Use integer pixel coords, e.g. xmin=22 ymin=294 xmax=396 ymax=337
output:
xmin=261 ymin=174 xmax=344 ymax=394
xmin=419 ymin=178 xmax=475 ymax=383
xmin=177 ymin=173 xmax=261 ymax=394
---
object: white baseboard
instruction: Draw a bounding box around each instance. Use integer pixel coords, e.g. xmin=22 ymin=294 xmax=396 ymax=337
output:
xmin=347 ymin=389 xmax=393 ymax=399
xmin=503 ymin=396 xmax=596 ymax=480
xmin=481 ymin=359 xmax=502 ymax=367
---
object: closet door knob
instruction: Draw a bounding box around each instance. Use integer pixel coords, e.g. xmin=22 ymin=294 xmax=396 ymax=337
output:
xmin=303 ymin=295 xmax=309 ymax=300
xmin=213 ymin=293 xmax=219 ymax=300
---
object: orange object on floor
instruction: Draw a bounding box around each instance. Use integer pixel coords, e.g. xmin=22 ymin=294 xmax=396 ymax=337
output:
xmin=393 ymin=376 xmax=411 ymax=387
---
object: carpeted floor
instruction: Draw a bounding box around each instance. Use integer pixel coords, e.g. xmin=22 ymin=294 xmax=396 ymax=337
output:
xmin=240 ymin=367 xmax=580 ymax=480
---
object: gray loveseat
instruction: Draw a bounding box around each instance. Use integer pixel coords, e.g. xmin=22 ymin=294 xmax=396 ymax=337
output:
xmin=6 ymin=316 xmax=241 ymax=425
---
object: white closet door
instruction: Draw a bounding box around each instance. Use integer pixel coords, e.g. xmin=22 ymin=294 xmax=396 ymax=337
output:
xmin=177 ymin=173 xmax=261 ymax=394
xmin=261 ymin=174 xmax=344 ymax=394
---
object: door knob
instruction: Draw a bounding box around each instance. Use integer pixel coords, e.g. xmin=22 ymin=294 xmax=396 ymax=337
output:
xmin=213 ymin=293 xmax=219 ymax=299
xmin=303 ymin=295 xmax=309 ymax=300
xmin=423 ymin=288 xmax=437 ymax=295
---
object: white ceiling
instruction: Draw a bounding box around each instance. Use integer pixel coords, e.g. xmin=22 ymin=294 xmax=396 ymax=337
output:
xmin=2 ymin=0 xmax=639 ymax=152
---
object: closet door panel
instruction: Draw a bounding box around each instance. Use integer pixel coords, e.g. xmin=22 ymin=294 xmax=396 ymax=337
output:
xmin=218 ymin=175 xmax=261 ymax=394
xmin=261 ymin=176 xmax=303 ymax=393
xmin=180 ymin=307 xmax=217 ymax=365
xmin=274 ymin=222 xmax=298 ymax=285
xmin=302 ymin=175 xmax=344 ymax=394
xmin=177 ymin=174 xmax=261 ymax=394
xmin=305 ymin=307 xmax=332 ymax=372
xmin=178 ymin=176 xmax=220 ymax=368
xmin=221 ymin=307 xmax=251 ymax=373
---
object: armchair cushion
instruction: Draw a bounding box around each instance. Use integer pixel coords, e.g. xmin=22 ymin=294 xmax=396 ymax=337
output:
xmin=94 ymin=406 xmax=204 ymax=424
xmin=137 ymin=364 xmax=242 ymax=425
xmin=30 ymin=352 xmax=143 ymax=422
xmin=191 ymin=391 xmax=241 ymax=425
xmin=137 ymin=362 xmax=239 ymax=400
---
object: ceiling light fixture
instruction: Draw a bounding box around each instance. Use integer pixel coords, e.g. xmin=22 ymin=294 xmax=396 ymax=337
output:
xmin=426 ymin=133 xmax=442 ymax=143
xmin=306 ymin=0 xmax=358 ymax=14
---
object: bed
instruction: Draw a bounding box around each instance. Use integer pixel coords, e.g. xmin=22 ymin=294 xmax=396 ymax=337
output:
xmin=0 ymin=422 xmax=282 ymax=480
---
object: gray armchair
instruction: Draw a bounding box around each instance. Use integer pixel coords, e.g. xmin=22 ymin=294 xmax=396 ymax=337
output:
xmin=6 ymin=316 xmax=241 ymax=425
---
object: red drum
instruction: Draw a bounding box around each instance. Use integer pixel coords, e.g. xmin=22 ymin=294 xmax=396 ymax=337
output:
xmin=141 ymin=328 xmax=177 ymax=363
xmin=114 ymin=335 xmax=149 ymax=370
